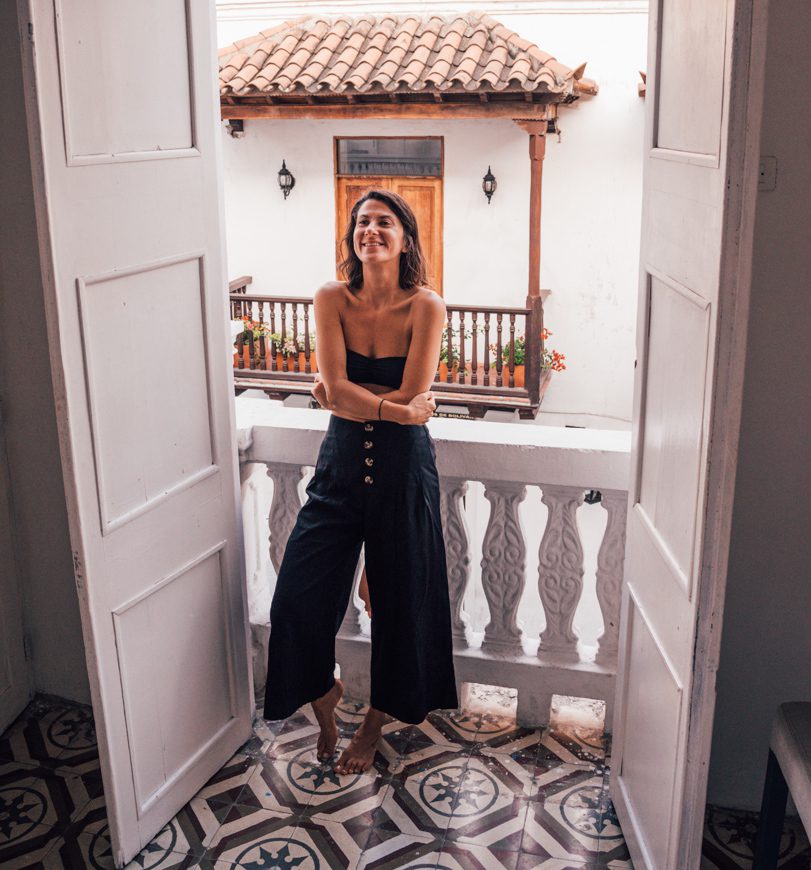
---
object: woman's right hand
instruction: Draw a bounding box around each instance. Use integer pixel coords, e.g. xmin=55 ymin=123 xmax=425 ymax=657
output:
xmin=407 ymin=391 xmax=436 ymax=424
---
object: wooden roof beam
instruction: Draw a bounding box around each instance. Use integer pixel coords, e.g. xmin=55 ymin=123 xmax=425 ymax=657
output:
xmin=221 ymin=101 xmax=550 ymax=121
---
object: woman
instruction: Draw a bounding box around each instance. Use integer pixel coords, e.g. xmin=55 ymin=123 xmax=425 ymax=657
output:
xmin=263 ymin=189 xmax=458 ymax=775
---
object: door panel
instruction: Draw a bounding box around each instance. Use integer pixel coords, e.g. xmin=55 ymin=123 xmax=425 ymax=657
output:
xmin=611 ymin=0 xmax=767 ymax=865
xmin=390 ymin=178 xmax=443 ymax=294
xmin=336 ymin=176 xmax=390 ymax=261
xmin=335 ymin=176 xmax=444 ymax=294
xmin=21 ymin=0 xmax=252 ymax=865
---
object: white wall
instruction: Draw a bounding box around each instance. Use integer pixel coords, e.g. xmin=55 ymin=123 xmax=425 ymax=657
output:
xmin=707 ymin=0 xmax=811 ymax=811
xmin=0 ymin=4 xmax=90 ymax=704
xmin=218 ymin=1 xmax=646 ymax=427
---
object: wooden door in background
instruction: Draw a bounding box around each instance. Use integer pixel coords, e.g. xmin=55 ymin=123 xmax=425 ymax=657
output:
xmin=335 ymin=177 xmax=443 ymax=294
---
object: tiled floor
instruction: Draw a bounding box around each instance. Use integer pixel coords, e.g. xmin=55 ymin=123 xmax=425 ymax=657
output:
xmin=1 ymin=697 xmax=810 ymax=869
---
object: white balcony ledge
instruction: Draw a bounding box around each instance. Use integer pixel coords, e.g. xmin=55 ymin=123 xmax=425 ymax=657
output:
xmin=236 ymin=398 xmax=632 ymax=727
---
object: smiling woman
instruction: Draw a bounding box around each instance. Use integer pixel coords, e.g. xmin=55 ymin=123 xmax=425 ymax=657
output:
xmin=263 ymin=188 xmax=458 ymax=776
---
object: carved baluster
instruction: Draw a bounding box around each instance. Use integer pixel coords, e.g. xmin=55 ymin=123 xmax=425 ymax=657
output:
xmin=483 ymin=312 xmax=491 ymax=386
xmin=339 ymin=551 xmax=364 ymax=636
xmin=458 ymin=312 xmax=466 ymax=385
xmin=270 ymin=303 xmax=277 ymax=372
xmin=440 ymin=477 xmax=471 ymax=648
xmin=292 ymin=302 xmax=300 ymax=372
xmin=265 ymin=462 xmax=304 ymax=574
xmin=481 ymin=481 xmax=527 ymax=656
xmin=508 ymin=313 xmax=516 ymax=388
xmin=281 ymin=304 xmax=288 ymax=372
xmin=445 ymin=315 xmax=453 ymax=383
xmin=495 ymin=313 xmax=503 ymax=387
xmin=304 ymin=303 xmax=312 ymax=373
xmin=258 ymin=302 xmax=266 ymax=369
xmin=537 ymin=485 xmax=586 ymax=662
xmin=595 ymin=490 xmax=627 ymax=665
xmin=471 ymin=311 xmax=479 ymax=385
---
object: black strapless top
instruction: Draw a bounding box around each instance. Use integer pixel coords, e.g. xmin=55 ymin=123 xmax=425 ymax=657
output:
xmin=346 ymin=349 xmax=407 ymax=389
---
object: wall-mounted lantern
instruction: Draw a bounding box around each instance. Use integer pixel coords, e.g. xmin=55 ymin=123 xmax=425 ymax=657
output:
xmin=278 ymin=160 xmax=296 ymax=199
xmin=482 ymin=166 xmax=497 ymax=204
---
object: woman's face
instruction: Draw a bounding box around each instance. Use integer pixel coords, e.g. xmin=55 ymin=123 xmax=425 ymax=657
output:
xmin=353 ymin=199 xmax=408 ymax=265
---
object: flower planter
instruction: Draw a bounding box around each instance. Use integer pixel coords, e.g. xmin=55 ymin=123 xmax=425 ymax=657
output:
xmin=481 ymin=364 xmax=524 ymax=387
xmin=273 ymin=351 xmax=317 ymax=372
xmin=508 ymin=365 xmax=525 ymax=388
xmin=438 ymin=362 xmax=459 ymax=382
xmin=233 ymin=341 xmax=256 ymax=369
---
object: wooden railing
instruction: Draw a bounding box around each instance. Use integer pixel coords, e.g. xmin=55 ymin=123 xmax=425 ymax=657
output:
xmin=229 ymin=278 xmax=550 ymax=418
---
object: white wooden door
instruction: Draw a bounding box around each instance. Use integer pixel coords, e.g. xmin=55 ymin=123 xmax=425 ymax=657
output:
xmin=610 ymin=0 xmax=768 ymax=866
xmin=0 ymin=401 xmax=32 ymax=733
xmin=20 ymin=0 xmax=253 ymax=865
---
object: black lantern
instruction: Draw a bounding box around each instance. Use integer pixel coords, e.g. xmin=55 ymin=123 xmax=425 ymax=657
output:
xmin=278 ymin=160 xmax=296 ymax=199
xmin=482 ymin=166 xmax=497 ymax=204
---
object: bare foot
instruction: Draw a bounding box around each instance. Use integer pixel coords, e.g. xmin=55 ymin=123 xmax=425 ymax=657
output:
xmin=311 ymin=679 xmax=343 ymax=761
xmin=334 ymin=708 xmax=386 ymax=775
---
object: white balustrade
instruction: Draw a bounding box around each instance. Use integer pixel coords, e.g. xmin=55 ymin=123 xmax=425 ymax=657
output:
xmin=537 ymin=485 xmax=586 ymax=662
xmin=439 ymin=478 xmax=472 ymax=649
xmin=480 ymin=482 xmax=527 ymax=656
xmin=595 ymin=490 xmax=627 ymax=665
xmin=237 ymin=400 xmax=631 ymax=726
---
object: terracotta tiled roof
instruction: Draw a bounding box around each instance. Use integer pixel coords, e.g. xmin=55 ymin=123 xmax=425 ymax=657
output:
xmin=219 ymin=12 xmax=596 ymax=101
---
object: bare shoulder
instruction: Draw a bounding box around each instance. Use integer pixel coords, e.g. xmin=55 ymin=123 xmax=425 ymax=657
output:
xmin=314 ymin=280 xmax=349 ymax=311
xmin=315 ymin=280 xmax=347 ymax=300
xmin=412 ymin=286 xmax=446 ymax=319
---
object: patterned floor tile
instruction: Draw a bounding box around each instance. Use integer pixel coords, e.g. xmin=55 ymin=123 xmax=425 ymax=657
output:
xmin=358 ymin=835 xmax=442 ymax=869
xmin=230 ymin=744 xmax=386 ymax=820
xmin=209 ymin=811 xmax=368 ymax=869
xmin=443 ymin=757 xmax=532 ymax=852
xmin=196 ymin=753 xmax=260 ymax=811
xmin=514 ymin=855 xmax=592 ymax=869
xmin=478 ymin=726 xmax=544 ymax=758
xmin=0 ymin=700 xmax=98 ymax=773
xmin=28 ymin=798 xmax=204 ymax=870
xmin=521 ymin=768 xmax=613 ymax=864
xmin=263 ymin=708 xmax=321 ymax=759
xmin=436 ymin=840 xmax=522 ymax=868
xmin=381 ymin=752 xmax=476 ymax=841
xmin=0 ymin=760 xmax=102 ymax=866
xmin=426 ymin=711 xmax=487 ymax=747
xmin=542 ymin=728 xmax=605 ymax=770
xmin=701 ymin=804 xmax=811 ymax=869
xmin=535 ymin=732 xmax=604 ymax=776
xmin=269 ymin=722 xmax=403 ymax=780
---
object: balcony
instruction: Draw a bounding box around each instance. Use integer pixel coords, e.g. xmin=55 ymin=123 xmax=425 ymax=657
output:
xmin=236 ymin=399 xmax=631 ymax=726
xmin=229 ymin=277 xmax=552 ymax=419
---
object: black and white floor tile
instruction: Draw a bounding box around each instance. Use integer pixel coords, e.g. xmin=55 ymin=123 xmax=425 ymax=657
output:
xmin=3 ymin=696 xmax=811 ymax=868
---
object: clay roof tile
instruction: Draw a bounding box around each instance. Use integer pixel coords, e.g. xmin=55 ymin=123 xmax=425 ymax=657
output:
xmin=219 ymin=12 xmax=592 ymax=102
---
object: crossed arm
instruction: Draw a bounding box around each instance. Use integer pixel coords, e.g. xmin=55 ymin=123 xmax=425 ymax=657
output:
xmin=311 ymin=284 xmax=446 ymax=424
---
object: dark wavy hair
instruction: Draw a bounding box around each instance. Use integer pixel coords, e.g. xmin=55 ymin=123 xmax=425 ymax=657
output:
xmin=338 ymin=189 xmax=430 ymax=291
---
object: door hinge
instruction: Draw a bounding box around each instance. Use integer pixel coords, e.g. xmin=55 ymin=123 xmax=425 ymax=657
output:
xmin=72 ymin=551 xmax=84 ymax=591
xmin=23 ymin=635 xmax=33 ymax=661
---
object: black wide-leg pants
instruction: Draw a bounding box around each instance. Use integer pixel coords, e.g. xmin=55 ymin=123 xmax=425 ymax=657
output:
xmin=263 ymin=415 xmax=458 ymax=725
